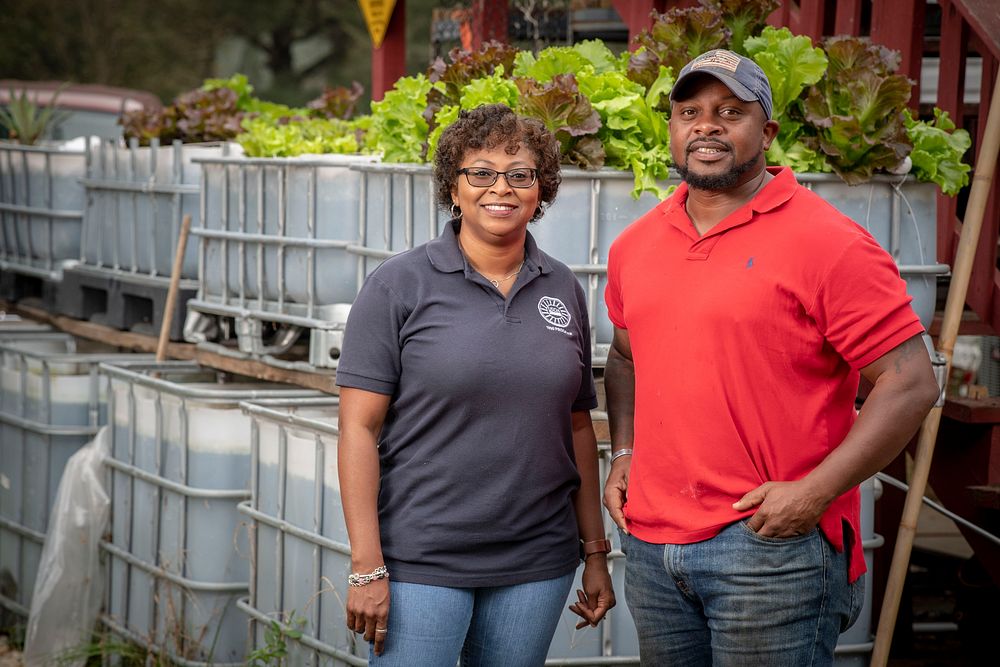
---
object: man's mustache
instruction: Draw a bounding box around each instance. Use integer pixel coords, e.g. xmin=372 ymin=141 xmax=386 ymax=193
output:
xmin=686 ymin=140 xmax=732 ymax=153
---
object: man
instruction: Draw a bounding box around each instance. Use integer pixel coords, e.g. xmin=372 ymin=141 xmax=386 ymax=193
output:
xmin=603 ymin=49 xmax=939 ymax=666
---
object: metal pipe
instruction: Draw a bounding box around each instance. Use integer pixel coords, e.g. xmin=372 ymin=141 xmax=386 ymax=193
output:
xmin=221 ymin=150 xmax=230 ymax=306
xmin=43 ymin=150 xmax=53 ymax=271
xmin=104 ymin=458 xmax=250 ymax=500
xmin=237 ymin=501 xmax=351 ymax=556
xmin=78 ymin=178 xmax=198 ymax=196
xmin=875 ymin=472 xmax=1000 ymax=547
xmin=277 ymin=165 xmax=287 ymax=310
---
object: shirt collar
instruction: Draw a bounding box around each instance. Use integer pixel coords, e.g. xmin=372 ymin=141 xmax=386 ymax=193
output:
xmin=426 ymin=219 xmax=553 ymax=275
xmin=661 ymin=166 xmax=798 ymax=239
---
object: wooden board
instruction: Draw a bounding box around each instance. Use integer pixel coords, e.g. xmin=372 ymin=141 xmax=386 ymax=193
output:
xmin=0 ymin=301 xmax=338 ymax=394
xmin=942 ymin=396 xmax=1000 ymax=423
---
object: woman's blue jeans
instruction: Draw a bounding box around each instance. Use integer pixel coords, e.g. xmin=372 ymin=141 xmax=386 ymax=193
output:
xmin=368 ymin=572 xmax=575 ymax=666
xmin=621 ymin=520 xmax=864 ymax=666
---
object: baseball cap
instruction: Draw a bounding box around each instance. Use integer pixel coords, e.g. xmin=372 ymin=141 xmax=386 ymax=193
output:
xmin=670 ymin=49 xmax=773 ymax=120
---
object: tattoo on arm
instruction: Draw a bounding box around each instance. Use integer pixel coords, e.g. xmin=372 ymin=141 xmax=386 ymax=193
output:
xmin=893 ymin=336 xmax=922 ymax=375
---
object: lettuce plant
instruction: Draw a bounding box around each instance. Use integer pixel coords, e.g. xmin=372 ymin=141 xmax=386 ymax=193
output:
xmin=631 ymin=5 xmax=728 ymax=86
xmin=365 ymin=74 xmax=432 ymax=163
xmin=705 ymin=0 xmax=781 ymax=55
xmin=800 ymin=36 xmax=913 ymax=185
xmin=121 ymin=86 xmax=247 ymax=145
xmin=512 ymin=40 xmax=673 ymax=197
xmin=237 ymin=116 xmax=360 ymax=157
xmin=512 ymin=39 xmax=625 ymax=81
xmin=308 ymin=82 xmax=364 ymax=120
xmin=426 ymin=66 xmax=520 ymax=161
xmin=172 ymin=87 xmax=247 ymax=142
xmin=577 ymin=65 xmax=674 ymax=198
xmin=516 ymin=74 xmax=604 ymax=169
xmin=904 ymin=107 xmax=972 ymax=196
xmin=425 ymin=40 xmax=518 ymax=128
xmin=203 ymin=73 xmax=256 ymax=111
xmin=629 ymin=0 xmax=779 ymax=98
xmin=745 ymin=26 xmax=829 ymax=172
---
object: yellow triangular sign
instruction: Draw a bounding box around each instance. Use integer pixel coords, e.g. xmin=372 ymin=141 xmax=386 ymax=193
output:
xmin=358 ymin=0 xmax=398 ymax=48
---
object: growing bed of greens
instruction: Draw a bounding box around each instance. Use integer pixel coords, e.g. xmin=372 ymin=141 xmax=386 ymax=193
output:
xmin=120 ymin=0 xmax=971 ymax=199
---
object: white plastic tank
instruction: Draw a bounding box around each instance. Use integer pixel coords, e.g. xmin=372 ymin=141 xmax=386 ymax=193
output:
xmin=82 ymin=139 xmax=232 ymax=279
xmin=238 ymin=397 xmax=363 ymax=666
xmin=0 ymin=141 xmax=87 ymax=276
xmin=100 ymin=360 xmax=319 ymax=665
xmin=804 ymin=174 xmax=947 ymax=330
xmin=237 ymin=400 xmax=880 ymax=666
xmin=199 ymin=154 xmax=378 ymax=307
xmin=350 ymin=164 xmax=944 ymax=365
xmin=0 ymin=333 xmax=141 ymax=619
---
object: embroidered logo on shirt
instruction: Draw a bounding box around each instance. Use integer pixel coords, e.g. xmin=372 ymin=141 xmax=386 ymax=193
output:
xmin=538 ymin=296 xmax=572 ymax=334
xmin=746 ymin=257 xmax=754 ymax=268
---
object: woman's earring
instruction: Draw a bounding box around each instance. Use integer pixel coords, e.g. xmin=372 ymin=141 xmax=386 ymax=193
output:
xmin=451 ymin=203 xmax=462 ymax=219
xmin=533 ymin=204 xmax=544 ymax=220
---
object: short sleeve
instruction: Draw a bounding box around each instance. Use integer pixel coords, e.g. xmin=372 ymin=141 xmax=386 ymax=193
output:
xmin=809 ymin=234 xmax=925 ymax=369
xmin=572 ymin=279 xmax=599 ymax=412
xmin=335 ymin=273 xmax=409 ymax=395
xmin=605 ymin=241 xmax=626 ymax=329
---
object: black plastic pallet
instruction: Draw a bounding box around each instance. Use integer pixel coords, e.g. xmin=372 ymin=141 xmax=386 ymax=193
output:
xmin=0 ymin=269 xmax=59 ymax=312
xmin=56 ymin=266 xmax=193 ymax=340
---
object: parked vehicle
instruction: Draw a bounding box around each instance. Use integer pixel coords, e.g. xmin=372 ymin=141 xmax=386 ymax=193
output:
xmin=0 ymin=80 xmax=161 ymax=141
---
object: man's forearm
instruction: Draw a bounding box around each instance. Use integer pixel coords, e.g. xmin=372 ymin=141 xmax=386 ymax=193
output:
xmin=805 ymin=337 xmax=938 ymax=502
xmin=605 ymin=345 xmax=636 ymax=453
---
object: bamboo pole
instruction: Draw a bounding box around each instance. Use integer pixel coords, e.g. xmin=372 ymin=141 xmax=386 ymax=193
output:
xmin=871 ymin=69 xmax=1000 ymax=666
xmin=155 ymin=213 xmax=192 ymax=362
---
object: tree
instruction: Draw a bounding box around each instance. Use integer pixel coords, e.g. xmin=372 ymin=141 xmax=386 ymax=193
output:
xmin=0 ymin=0 xmax=224 ymax=101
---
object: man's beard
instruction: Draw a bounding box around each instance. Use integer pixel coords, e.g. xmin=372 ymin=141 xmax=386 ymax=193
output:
xmin=676 ymin=149 xmax=763 ymax=190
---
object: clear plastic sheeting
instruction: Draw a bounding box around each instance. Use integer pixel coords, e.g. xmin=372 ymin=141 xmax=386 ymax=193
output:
xmin=22 ymin=426 xmax=110 ymax=667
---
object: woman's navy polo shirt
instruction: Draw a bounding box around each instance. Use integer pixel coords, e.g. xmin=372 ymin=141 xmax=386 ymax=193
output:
xmin=336 ymin=219 xmax=598 ymax=587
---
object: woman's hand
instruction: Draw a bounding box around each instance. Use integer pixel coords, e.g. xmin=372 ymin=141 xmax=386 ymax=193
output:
xmin=346 ymin=579 xmax=390 ymax=656
xmin=568 ymin=557 xmax=616 ymax=629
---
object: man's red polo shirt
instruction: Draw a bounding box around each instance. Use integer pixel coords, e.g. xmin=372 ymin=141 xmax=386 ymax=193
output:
xmin=605 ymin=167 xmax=925 ymax=581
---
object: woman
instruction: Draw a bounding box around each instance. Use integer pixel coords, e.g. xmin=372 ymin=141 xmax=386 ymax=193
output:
xmin=336 ymin=103 xmax=615 ymax=666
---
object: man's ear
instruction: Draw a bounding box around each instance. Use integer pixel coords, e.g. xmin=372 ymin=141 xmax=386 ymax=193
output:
xmin=762 ymin=119 xmax=780 ymax=151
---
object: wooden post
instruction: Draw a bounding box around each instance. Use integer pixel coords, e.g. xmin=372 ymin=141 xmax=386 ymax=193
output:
xmin=611 ymin=0 xmax=670 ymax=48
xmin=156 ymin=214 xmax=192 ymax=362
xmin=966 ymin=55 xmax=1000 ymax=329
xmin=871 ymin=66 xmax=1000 ymax=667
xmin=834 ymin=0 xmax=863 ymax=36
xmin=791 ymin=0 xmax=827 ymax=42
xmin=871 ymin=0 xmax=926 ymax=106
xmin=470 ymin=0 xmax=508 ymax=49
xmin=936 ymin=1 xmax=968 ymax=266
xmin=371 ymin=1 xmax=406 ymax=102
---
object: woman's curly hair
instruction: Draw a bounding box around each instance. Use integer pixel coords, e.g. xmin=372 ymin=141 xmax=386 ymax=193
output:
xmin=433 ymin=104 xmax=561 ymax=221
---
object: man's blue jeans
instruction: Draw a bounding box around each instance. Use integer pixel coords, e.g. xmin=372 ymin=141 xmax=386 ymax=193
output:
xmin=368 ymin=572 xmax=575 ymax=666
xmin=621 ymin=520 xmax=864 ymax=666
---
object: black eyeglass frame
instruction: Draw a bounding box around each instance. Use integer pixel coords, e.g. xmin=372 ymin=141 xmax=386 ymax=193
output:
xmin=457 ymin=167 xmax=538 ymax=189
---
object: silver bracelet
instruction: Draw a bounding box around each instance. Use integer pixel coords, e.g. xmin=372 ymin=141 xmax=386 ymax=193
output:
xmin=348 ymin=565 xmax=389 ymax=587
xmin=610 ymin=448 xmax=634 ymax=464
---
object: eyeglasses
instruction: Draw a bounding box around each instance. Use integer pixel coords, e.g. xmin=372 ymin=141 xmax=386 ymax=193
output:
xmin=457 ymin=167 xmax=538 ymax=189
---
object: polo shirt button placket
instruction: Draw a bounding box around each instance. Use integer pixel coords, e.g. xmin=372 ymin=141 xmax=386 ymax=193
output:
xmin=501 ymin=263 xmax=541 ymax=323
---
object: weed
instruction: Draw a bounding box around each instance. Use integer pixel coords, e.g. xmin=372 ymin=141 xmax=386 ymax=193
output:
xmin=247 ymin=614 xmax=306 ymax=667
xmin=52 ymin=633 xmax=150 ymax=666
xmin=0 ymin=620 xmax=24 ymax=650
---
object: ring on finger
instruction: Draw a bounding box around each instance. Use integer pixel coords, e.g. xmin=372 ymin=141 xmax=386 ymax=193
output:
xmin=375 ymin=627 xmax=388 ymax=634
